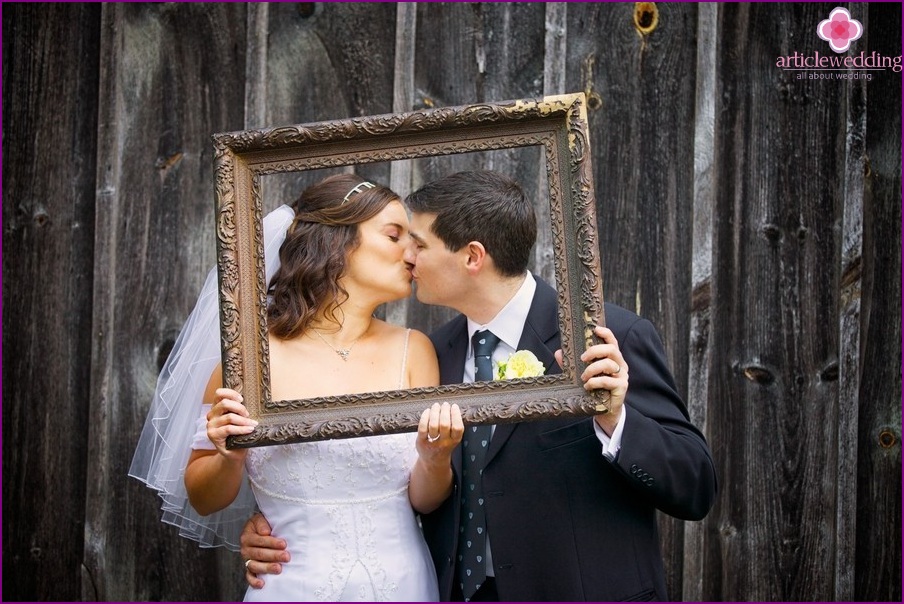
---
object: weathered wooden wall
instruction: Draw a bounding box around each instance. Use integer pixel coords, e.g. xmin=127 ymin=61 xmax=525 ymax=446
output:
xmin=3 ymin=3 xmax=900 ymax=602
xmin=3 ymin=3 xmax=101 ymax=600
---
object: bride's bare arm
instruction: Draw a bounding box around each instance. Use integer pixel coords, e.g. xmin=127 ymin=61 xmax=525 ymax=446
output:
xmin=184 ymin=368 xmax=257 ymax=516
xmin=408 ymin=331 xmax=464 ymax=514
xmin=406 ymin=331 xmax=464 ymax=513
xmin=410 ymin=401 xmax=464 ymax=513
xmin=184 ymin=449 xmax=246 ymax=516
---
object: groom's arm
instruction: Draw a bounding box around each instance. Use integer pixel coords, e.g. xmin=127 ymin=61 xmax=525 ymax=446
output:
xmin=240 ymin=513 xmax=290 ymax=589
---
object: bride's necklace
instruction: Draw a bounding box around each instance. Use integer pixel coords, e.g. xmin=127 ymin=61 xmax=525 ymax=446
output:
xmin=311 ymin=328 xmax=364 ymax=361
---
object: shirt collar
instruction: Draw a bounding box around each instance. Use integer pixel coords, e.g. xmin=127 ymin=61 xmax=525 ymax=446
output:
xmin=466 ymin=272 xmax=537 ymax=357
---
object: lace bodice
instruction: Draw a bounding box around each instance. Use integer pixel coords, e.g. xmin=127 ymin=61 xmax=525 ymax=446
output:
xmin=243 ymin=433 xmax=437 ymax=602
xmin=245 ymin=433 xmax=416 ymax=506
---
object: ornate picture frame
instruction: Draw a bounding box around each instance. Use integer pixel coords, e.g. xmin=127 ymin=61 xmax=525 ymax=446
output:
xmin=214 ymin=93 xmax=608 ymax=447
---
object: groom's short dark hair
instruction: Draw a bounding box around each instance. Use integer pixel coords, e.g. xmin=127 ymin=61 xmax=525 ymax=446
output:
xmin=405 ymin=170 xmax=537 ymax=277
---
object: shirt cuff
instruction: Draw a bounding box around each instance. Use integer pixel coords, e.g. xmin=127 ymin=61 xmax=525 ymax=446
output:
xmin=593 ymin=407 xmax=626 ymax=461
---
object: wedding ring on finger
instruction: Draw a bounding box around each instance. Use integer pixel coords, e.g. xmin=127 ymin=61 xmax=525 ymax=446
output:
xmin=426 ymin=433 xmax=441 ymax=443
xmin=245 ymin=559 xmax=253 ymax=569
xmin=613 ymin=364 xmax=621 ymax=375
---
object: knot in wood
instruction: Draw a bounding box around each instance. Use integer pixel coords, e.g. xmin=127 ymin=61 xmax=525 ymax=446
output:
xmin=634 ymin=3 xmax=659 ymax=36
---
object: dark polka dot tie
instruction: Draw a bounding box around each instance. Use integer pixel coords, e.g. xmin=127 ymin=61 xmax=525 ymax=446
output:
xmin=458 ymin=329 xmax=500 ymax=600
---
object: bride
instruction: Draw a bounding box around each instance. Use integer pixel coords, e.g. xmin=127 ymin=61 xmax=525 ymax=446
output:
xmin=134 ymin=174 xmax=463 ymax=601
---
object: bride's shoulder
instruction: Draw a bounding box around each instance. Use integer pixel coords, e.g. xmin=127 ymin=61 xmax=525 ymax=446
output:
xmin=369 ymin=318 xmax=405 ymax=337
xmin=369 ymin=321 xmax=434 ymax=353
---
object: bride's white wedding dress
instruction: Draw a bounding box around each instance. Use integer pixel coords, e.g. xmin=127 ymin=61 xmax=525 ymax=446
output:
xmin=243 ymin=433 xmax=438 ymax=602
xmin=200 ymin=330 xmax=438 ymax=602
xmin=131 ymin=206 xmax=437 ymax=600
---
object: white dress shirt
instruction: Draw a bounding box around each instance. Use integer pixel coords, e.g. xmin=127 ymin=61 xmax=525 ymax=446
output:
xmin=464 ymin=272 xmax=537 ymax=382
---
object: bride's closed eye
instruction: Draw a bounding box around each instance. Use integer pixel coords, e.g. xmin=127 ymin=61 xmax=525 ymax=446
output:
xmin=388 ymin=229 xmax=413 ymax=245
xmin=383 ymin=224 xmax=408 ymax=243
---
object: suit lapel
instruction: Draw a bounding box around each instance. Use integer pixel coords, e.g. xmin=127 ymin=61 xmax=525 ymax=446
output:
xmin=432 ymin=277 xmax=561 ymax=470
xmin=485 ymin=277 xmax=561 ymax=464
xmin=433 ymin=316 xmax=469 ymax=478
xmin=435 ymin=315 xmax=469 ymax=386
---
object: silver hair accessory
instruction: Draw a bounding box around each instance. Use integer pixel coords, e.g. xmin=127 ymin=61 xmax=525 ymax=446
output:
xmin=342 ymin=181 xmax=375 ymax=205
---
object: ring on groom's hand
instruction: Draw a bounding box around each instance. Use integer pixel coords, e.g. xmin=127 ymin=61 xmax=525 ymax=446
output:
xmin=426 ymin=433 xmax=441 ymax=443
xmin=245 ymin=559 xmax=253 ymax=569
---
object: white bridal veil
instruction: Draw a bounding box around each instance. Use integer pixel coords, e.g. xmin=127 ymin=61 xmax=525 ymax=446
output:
xmin=129 ymin=205 xmax=294 ymax=550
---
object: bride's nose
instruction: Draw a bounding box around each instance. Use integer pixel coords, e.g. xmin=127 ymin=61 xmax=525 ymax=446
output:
xmin=402 ymin=242 xmax=418 ymax=264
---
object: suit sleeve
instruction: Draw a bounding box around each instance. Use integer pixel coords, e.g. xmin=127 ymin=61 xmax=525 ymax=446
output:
xmin=610 ymin=316 xmax=718 ymax=520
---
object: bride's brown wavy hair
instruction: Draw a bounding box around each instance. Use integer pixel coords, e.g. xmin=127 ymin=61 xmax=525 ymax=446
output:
xmin=267 ymin=174 xmax=399 ymax=340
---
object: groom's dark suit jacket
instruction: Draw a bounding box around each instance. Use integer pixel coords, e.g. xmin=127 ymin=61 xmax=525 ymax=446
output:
xmin=422 ymin=277 xmax=717 ymax=602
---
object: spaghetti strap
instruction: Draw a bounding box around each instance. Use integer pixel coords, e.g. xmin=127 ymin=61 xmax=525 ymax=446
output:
xmin=398 ymin=328 xmax=411 ymax=389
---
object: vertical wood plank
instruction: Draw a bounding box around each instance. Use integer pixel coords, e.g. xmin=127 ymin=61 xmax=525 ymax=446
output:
xmin=535 ymin=2 xmax=568 ymax=286
xmin=86 ymin=4 xmax=249 ymax=600
xmin=389 ymin=0 xmax=418 ymax=197
xmin=833 ymin=3 xmax=868 ymax=598
xmin=1 ymin=4 xmax=101 ymax=601
xmin=684 ymin=3 xmax=718 ymax=601
xmin=706 ymin=3 xmax=852 ymax=600
xmin=244 ymin=2 xmax=270 ymax=130
xmin=384 ymin=2 xmax=419 ymax=328
xmin=854 ymin=2 xmax=902 ymax=600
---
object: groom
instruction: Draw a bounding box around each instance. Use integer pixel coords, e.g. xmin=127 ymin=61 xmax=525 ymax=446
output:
xmin=241 ymin=170 xmax=718 ymax=601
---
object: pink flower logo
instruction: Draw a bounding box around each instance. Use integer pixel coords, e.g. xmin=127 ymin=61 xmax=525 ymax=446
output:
xmin=817 ymin=7 xmax=863 ymax=53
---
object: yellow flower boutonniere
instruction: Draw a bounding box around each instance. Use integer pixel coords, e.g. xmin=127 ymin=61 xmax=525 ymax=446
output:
xmin=495 ymin=350 xmax=546 ymax=380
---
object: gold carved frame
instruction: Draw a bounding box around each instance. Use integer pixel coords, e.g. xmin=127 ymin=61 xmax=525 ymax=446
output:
xmin=214 ymin=92 xmax=608 ymax=448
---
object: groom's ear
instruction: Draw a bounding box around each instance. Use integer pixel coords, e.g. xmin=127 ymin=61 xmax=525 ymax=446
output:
xmin=464 ymin=241 xmax=487 ymax=274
